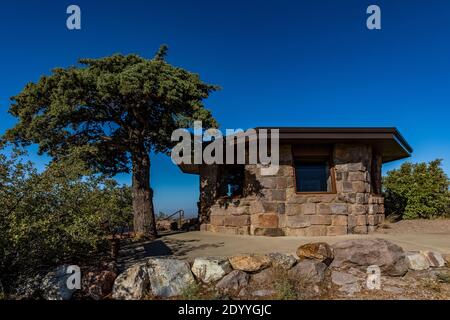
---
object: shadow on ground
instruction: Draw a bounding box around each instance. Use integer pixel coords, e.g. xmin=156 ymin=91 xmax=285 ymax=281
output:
xmin=117 ymin=234 xmax=225 ymax=271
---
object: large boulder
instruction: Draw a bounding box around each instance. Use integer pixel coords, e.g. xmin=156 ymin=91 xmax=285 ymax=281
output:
xmin=82 ymin=270 xmax=117 ymax=300
xmin=191 ymin=257 xmax=232 ymax=283
xmin=215 ymin=270 xmax=250 ymax=293
xmin=443 ymin=254 xmax=450 ymax=267
xmin=268 ymin=253 xmax=297 ymax=270
xmin=229 ymin=254 xmax=271 ymax=272
xmin=421 ymin=251 xmax=445 ymax=267
xmin=297 ymin=242 xmax=334 ymax=265
xmin=40 ymin=265 xmax=78 ymax=300
xmin=287 ymin=259 xmax=328 ymax=298
xmin=405 ymin=252 xmax=430 ymax=271
xmin=147 ymin=258 xmax=195 ymax=297
xmin=331 ymin=271 xmax=361 ymax=295
xmin=288 ymin=259 xmax=327 ymax=283
xmin=13 ymin=274 xmax=44 ymax=299
xmin=112 ymin=263 xmax=149 ymax=300
xmin=250 ymin=267 xmax=275 ymax=285
xmin=331 ymin=239 xmax=408 ymax=276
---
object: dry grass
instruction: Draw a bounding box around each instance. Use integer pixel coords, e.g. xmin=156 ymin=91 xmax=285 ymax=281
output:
xmin=436 ymin=272 xmax=450 ymax=284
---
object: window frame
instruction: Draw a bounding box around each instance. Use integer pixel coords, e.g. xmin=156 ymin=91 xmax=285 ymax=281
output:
xmin=293 ymin=154 xmax=337 ymax=195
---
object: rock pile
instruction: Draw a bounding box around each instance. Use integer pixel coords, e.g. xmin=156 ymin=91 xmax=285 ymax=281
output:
xmin=20 ymin=238 xmax=447 ymax=300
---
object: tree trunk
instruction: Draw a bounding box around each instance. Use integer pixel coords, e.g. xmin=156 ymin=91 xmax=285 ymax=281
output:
xmin=132 ymin=152 xmax=157 ymax=239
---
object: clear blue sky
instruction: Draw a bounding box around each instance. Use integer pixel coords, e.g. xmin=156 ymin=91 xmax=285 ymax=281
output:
xmin=1 ymin=1 xmax=449 ymax=217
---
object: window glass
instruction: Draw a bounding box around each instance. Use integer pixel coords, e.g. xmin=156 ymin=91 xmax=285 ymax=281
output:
xmin=295 ymin=160 xmax=331 ymax=192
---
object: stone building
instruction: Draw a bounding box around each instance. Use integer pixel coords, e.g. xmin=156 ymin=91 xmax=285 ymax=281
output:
xmin=179 ymin=128 xmax=412 ymax=236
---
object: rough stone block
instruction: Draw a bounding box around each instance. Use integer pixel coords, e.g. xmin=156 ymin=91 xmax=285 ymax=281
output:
xmin=347 ymin=215 xmax=356 ymax=229
xmin=369 ymin=195 xmax=384 ymax=204
xmin=368 ymin=204 xmax=379 ymax=215
xmin=307 ymin=194 xmax=337 ymax=203
xmin=233 ymin=205 xmax=250 ymax=215
xmin=338 ymin=193 xmax=356 ymax=204
xmin=307 ymin=226 xmax=328 ymax=236
xmin=285 ymin=203 xmax=302 ymax=215
xmin=283 ymin=227 xmax=306 ymax=236
xmin=302 ymin=203 xmax=316 ymax=215
xmin=332 ymin=215 xmax=348 ymax=226
xmin=271 ymin=190 xmax=286 ymax=201
xmin=330 ymin=203 xmax=348 ymax=214
xmin=367 ymin=215 xmax=378 ymax=226
xmin=317 ymin=204 xmax=331 ymax=215
xmin=334 ymin=163 xmax=348 ymax=172
xmin=286 ymin=215 xmax=311 ymax=228
xmin=261 ymin=201 xmax=278 ymax=213
xmin=251 ymin=214 xmax=278 ymax=228
xmin=342 ymin=181 xmax=354 ymax=193
xmin=280 ymin=165 xmax=294 ymax=177
xmin=276 ymin=177 xmax=288 ymax=189
xmin=356 ymin=215 xmax=367 ymax=226
xmin=210 ymin=215 xmax=225 ymax=226
xmin=347 ymin=163 xmax=366 ymax=171
xmin=210 ymin=206 xmax=226 ymax=216
xmin=224 ymin=215 xmax=250 ymax=227
xmin=349 ymin=204 xmax=367 ymax=215
xmin=259 ymin=177 xmax=277 ymax=189
xmin=310 ymin=215 xmax=332 ymax=225
xmin=286 ymin=189 xmax=307 ymax=204
xmin=352 ymin=181 xmax=367 ymax=193
xmin=348 ymin=172 xmax=366 ymax=181
xmin=352 ymin=225 xmax=368 ymax=234
xmin=252 ymin=227 xmax=284 ymax=237
xmin=327 ymin=226 xmax=347 ymax=236
xmin=355 ymin=193 xmax=368 ymax=204
xmin=249 ymin=201 xmax=264 ymax=214
xmin=284 ymin=226 xmax=327 ymax=237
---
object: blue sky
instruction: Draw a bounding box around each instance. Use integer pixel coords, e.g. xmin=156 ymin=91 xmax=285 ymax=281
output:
xmin=1 ymin=1 xmax=449 ymax=217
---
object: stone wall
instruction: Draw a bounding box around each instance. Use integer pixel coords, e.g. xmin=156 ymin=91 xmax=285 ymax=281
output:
xmin=200 ymin=143 xmax=385 ymax=236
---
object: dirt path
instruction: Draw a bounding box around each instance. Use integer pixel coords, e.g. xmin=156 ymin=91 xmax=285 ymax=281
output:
xmin=378 ymin=219 xmax=450 ymax=234
xmin=117 ymin=220 xmax=450 ymax=270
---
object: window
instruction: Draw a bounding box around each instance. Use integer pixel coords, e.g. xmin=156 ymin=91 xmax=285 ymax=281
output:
xmin=295 ymin=160 xmax=333 ymax=193
xmin=218 ymin=165 xmax=245 ymax=197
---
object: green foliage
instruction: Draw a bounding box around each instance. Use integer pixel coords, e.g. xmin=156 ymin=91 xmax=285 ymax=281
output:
xmin=0 ymin=151 xmax=132 ymax=284
xmin=436 ymin=272 xmax=450 ymax=284
xmin=383 ymin=159 xmax=450 ymax=219
xmin=3 ymin=45 xmax=218 ymax=236
xmin=180 ymin=282 xmax=203 ymax=300
xmin=4 ymin=46 xmax=218 ymax=175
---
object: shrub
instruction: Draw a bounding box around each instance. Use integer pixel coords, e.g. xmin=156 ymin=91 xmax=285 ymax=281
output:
xmin=383 ymin=159 xmax=450 ymax=219
xmin=0 ymin=151 xmax=132 ymax=288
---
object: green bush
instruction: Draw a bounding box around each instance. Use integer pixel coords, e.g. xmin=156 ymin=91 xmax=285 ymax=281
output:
xmin=383 ymin=159 xmax=450 ymax=219
xmin=0 ymin=151 xmax=132 ymax=286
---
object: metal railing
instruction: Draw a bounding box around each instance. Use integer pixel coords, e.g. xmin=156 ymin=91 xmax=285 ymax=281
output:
xmin=157 ymin=209 xmax=185 ymax=229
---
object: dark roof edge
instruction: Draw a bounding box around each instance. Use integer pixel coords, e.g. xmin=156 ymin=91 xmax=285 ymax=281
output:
xmin=254 ymin=127 xmax=413 ymax=154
